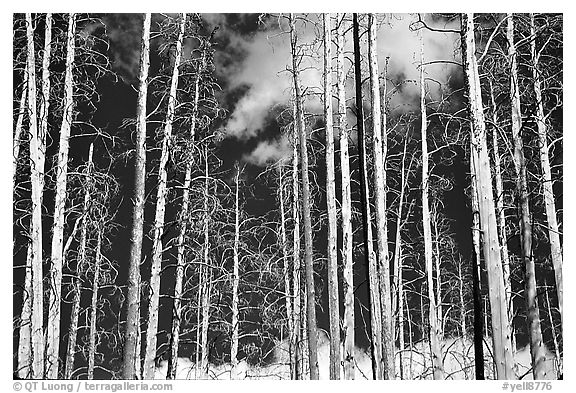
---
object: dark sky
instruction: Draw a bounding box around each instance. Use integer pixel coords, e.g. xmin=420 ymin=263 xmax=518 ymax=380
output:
xmin=12 ymin=13 xmax=562 ymax=378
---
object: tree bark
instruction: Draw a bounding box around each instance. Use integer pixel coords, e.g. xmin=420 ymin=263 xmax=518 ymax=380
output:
xmin=336 ymin=12 xmax=355 ymax=381
xmin=530 ymin=13 xmax=563 ymax=325
xmin=420 ymin=32 xmax=444 ymax=380
xmin=488 ymin=80 xmax=512 ymax=325
xmin=461 ymin=13 xmax=515 ymax=380
xmin=123 ymin=13 xmax=151 ymax=380
xmin=17 ymin=246 xmax=33 ymax=378
xmin=291 ymin=108 xmax=302 ymax=379
xmin=87 ymin=225 xmax=102 ymax=380
xmin=230 ymin=163 xmax=242 ymax=376
xmin=469 ymin=140 xmax=485 ymax=380
xmin=64 ymin=143 xmax=94 ymax=379
xmin=289 ymin=13 xmax=319 ymax=380
xmin=199 ymin=145 xmax=212 ymax=377
xmin=13 ymin=82 xmax=27 ymax=190
xmin=47 ymin=13 xmax=75 ymax=379
xmin=507 ymin=13 xmax=546 ymax=380
xmin=367 ymin=14 xmax=394 ymax=379
xmin=26 ymin=12 xmax=45 ymax=379
xmin=353 ymin=13 xmax=382 ymax=380
xmin=277 ymin=162 xmax=295 ymax=379
xmin=323 ymin=13 xmax=341 ymax=380
xmin=143 ymin=13 xmax=186 ymax=380
xmin=392 ymin=137 xmax=411 ymax=380
xmin=167 ymin=40 xmax=207 ymax=380
xmin=544 ymin=281 xmax=561 ymax=378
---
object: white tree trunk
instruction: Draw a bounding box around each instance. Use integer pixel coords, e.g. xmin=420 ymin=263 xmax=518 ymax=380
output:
xmin=167 ymin=40 xmax=206 ymax=381
xmin=488 ymin=79 xmax=513 ymax=336
xmin=87 ymin=225 xmax=102 ymax=380
xmin=200 ymin=145 xmax=212 ymax=377
xmin=367 ymin=14 xmax=394 ymax=379
xmin=64 ymin=143 xmax=94 ymax=379
xmin=420 ymin=32 xmax=444 ymax=380
xmin=507 ymin=13 xmax=547 ymax=380
xmin=352 ymin=13 xmax=381 ymax=380
xmin=336 ymin=12 xmax=355 ymax=381
xmin=461 ymin=13 xmax=515 ymax=380
xmin=277 ymin=163 xmax=294 ymax=378
xmin=323 ymin=13 xmax=341 ymax=380
xmin=143 ymin=13 xmax=186 ymax=380
xmin=17 ymin=245 xmax=33 ymax=378
xmin=47 ymin=13 xmax=75 ymax=379
xmin=230 ymin=164 xmax=242 ymax=375
xmin=291 ymin=109 xmax=302 ymax=379
xmin=13 ymin=82 xmax=27 ymax=190
xmin=123 ymin=13 xmax=151 ymax=380
xmin=290 ymin=13 xmax=319 ymax=380
xmin=392 ymin=136 xmax=411 ymax=379
xmin=26 ymin=12 xmax=45 ymax=379
xmin=530 ymin=13 xmax=563 ymax=325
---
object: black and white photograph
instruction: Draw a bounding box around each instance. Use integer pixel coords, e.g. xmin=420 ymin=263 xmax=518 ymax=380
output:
xmin=11 ymin=10 xmax=564 ymax=382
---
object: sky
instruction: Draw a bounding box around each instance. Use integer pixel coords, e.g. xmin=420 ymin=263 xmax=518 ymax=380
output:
xmin=9 ymin=11 xmax=567 ymax=379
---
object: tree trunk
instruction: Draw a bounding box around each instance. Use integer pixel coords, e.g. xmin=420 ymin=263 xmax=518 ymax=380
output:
xmin=544 ymin=281 xmax=561 ymax=378
xmin=200 ymin=145 xmax=211 ymax=377
xmin=17 ymin=245 xmax=33 ymax=378
xmin=64 ymin=141 xmax=94 ymax=380
xmin=367 ymin=13 xmax=394 ymax=379
xmin=469 ymin=140 xmax=485 ymax=380
xmin=336 ymin=12 xmax=355 ymax=381
xmin=289 ymin=13 xmax=319 ymax=380
xmin=352 ymin=13 xmax=382 ymax=380
xmin=507 ymin=13 xmax=546 ymax=380
xmin=167 ymin=40 xmax=206 ymax=380
xmin=87 ymin=226 xmax=102 ymax=380
xmin=277 ymin=163 xmax=294 ymax=379
xmin=488 ymin=80 xmax=512 ymax=326
xmin=123 ymin=13 xmax=151 ymax=380
xmin=26 ymin=12 xmax=45 ymax=379
xmin=461 ymin=13 xmax=515 ymax=380
xmin=47 ymin=13 xmax=75 ymax=379
xmin=393 ymin=137 xmax=411 ymax=380
xmin=291 ymin=110 xmax=302 ymax=380
xmin=323 ymin=13 xmax=341 ymax=380
xmin=530 ymin=13 xmax=563 ymax=325
xmin=143 ymin=13 xmax=186 ymax=380
xmin=13 ymin=82 xmax=27 ymax=190
xmin=420 ymin=32 xmax=444 ymax=380
xmin=230 ymin=163 xmax=242 ymax=376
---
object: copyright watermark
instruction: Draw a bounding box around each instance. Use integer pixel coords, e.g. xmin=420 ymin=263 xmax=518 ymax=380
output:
xmin=12 ymin=381 xmax=173 ymax=392
xmin=502 ymin=381 xmax=554 ymax=391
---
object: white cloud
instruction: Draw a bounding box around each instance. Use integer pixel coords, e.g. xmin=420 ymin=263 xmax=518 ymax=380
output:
xmin=242 ymin=136 xmax=292 ymax=166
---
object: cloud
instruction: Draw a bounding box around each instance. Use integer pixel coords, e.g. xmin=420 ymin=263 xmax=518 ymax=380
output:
xmin=242 ymin=136 xmax=292 ymax=166
xmin=220 ymin=28 xmax=293 ymax=139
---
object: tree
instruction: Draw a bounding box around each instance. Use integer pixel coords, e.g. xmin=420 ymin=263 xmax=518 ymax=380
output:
xmin=506 ymin=13 xmax=546 ymax=379
xmin=64 ymin=143 xmax=94 ymax=379
xmin=323 ymin=13 xmax=341 ymax=380
xmin=460 ymin=13 xmax=515 ymax=380
xmin=530 ymin=13 xmax=563 ymax=325
xmin=143 ymin=13 xmax=187 ymax=380
xmin=289 ymin=13 xmax=319 ymax=380
xmin=419 ymin=30 xmax=444 ymax=380
xmin=123 ymin=13 xmax=151 ymax=380
xmin=336 ymin=12 xmax=355 ymax=381
xmin=353 ymin=13 xmax=382 ymax=380
xmin=46 ymin=13 xmax=75 ymax=379
xmin=25 ymin=12 xmax=45 ymax=379
xmin=367 ymin=13 xmax=394 ymax=379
